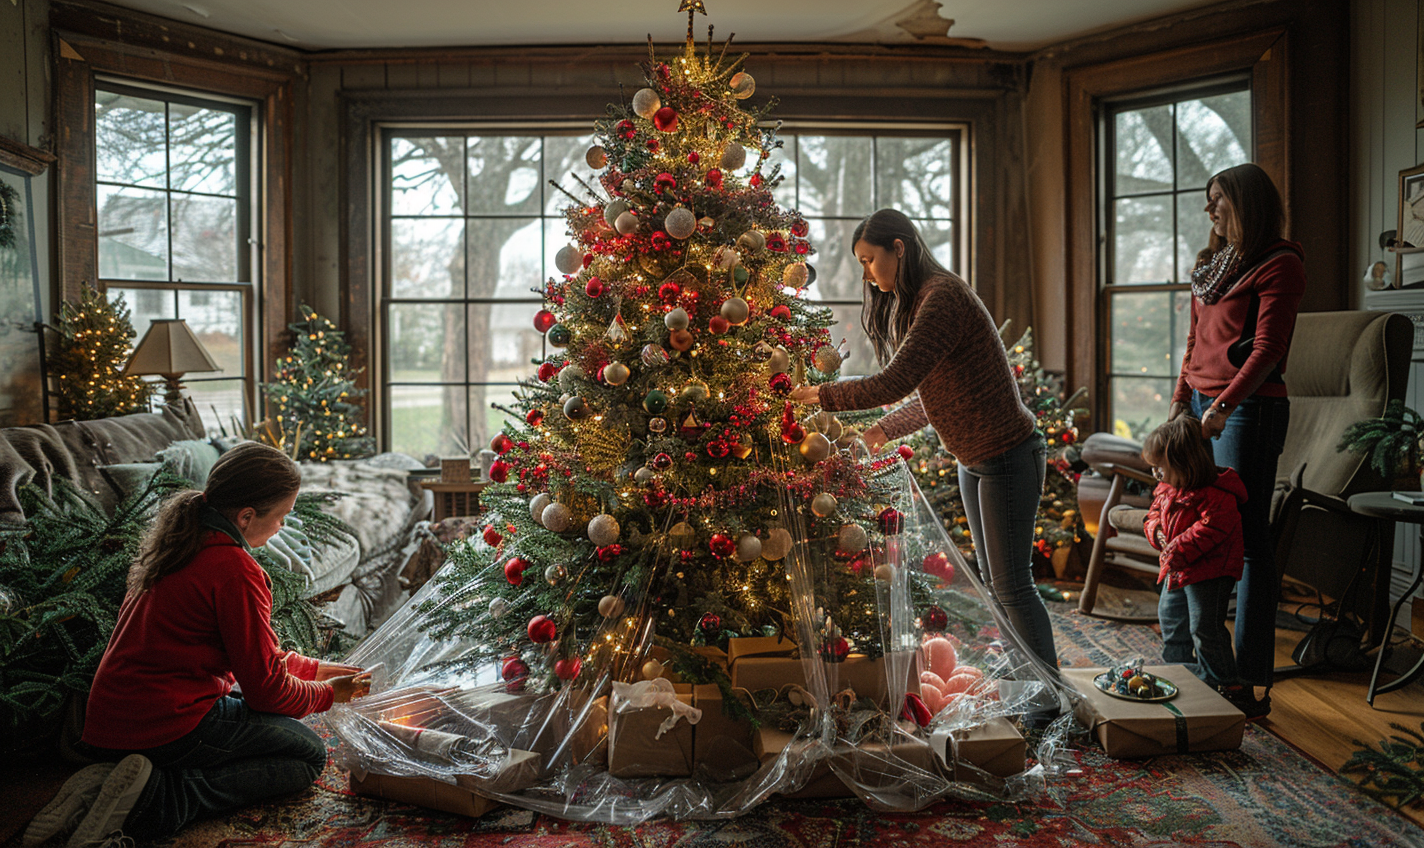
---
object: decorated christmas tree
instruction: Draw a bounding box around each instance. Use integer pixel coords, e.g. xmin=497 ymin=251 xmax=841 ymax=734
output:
xmin=50 ymin=283 xmax=153 ymax=421
xmin=263 ymin=305 xmax=375 ymax=462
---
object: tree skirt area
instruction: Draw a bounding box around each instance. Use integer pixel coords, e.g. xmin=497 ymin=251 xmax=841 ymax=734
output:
xmin=148 ymin=602 xmax=1424 ymax=848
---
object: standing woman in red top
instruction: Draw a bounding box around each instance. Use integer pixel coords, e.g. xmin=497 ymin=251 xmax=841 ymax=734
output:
xmin=24 ymin=443 xmax=370 ymax=848
xmin=1170 ymin=163 xmax=1305 ymax=715
xmin=791 ymin=209 xmax=1060 ymax=685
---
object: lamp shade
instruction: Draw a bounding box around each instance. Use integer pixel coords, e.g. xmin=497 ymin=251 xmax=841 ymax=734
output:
xmin=123 ymin=319 xmax=220 ymax=378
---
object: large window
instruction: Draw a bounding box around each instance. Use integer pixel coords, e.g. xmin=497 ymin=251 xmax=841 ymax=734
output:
xmin=94 ymin=81 xmax=256 ymax=431
xmin=1101 ymin=83 xmax=1250 ymax=439
xmin=380 ymin=127 xmax=964 ymax=459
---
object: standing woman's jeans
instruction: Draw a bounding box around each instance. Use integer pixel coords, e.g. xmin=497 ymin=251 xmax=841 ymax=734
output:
xmin=958 ymin=430 xmax=1059 ymax=671
xmin=1191 ymin=390 xmax=1291 ymax=688
xmin=79 ymin=696 xmax=327 ymax=841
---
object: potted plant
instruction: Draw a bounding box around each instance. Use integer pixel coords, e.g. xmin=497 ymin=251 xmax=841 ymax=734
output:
xmin=1337 ymin=399 xmax=1424 ymax=487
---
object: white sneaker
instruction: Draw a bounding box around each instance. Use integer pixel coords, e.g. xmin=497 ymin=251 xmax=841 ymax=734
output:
xmin=65 ymin=755 xmax=152 ymax=848
xmin=21 ymin=763 xmax=116 ymax=846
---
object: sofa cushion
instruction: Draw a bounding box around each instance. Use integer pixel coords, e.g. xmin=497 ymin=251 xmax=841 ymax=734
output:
xmin=156 ymin=439 xmax=221 ymax=486
xmin=98 ymin=461 xmax=165 ymax=501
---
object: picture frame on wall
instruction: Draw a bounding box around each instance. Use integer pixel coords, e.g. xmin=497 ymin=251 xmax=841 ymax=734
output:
xmin=1398 ymin=162 xmax=1424 ymax=288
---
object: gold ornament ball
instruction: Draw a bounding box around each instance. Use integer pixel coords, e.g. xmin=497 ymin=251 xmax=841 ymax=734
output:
xmin=680 ymin=380 xmax=709 ymax=402
xmin=873 ymin=563 xmax=897 ymax=582
xmin=813 ymin=346 xmax=842 ymax=373
xmin=529 ymin=493 xmax=552 ymax=525
xmin=721 ymin=142 xmax=747 ymax=170
xmin=554 ymin=245 xmax=583 ymax=275
xmin=811 ymin=492 xmax=838 ymax=517
xmin=665 ymin=206 xmax=697 ymax=240
xmin=664 ymin=307 xmax=690 ymax=331
xmin=735 ymin=533 xmax=763 ymax=562
xmin=642 ymin=659 xmax=665 ymax=680
xmin=720 ymin=297 xmax=750 ymax=326
xmin=615 ymin=210 xmax=640 ymax=235
xmin=604 ymin=199 xmax=630 ymax=228
xmin=669 ymin=521 xmax=697 ymax=548
xmin=632 ymin=87 xmax=662 ymax=119
xmin=737 ymin=230 xmax=766 ymax=253
xmin=799 ymin=431 xmax=832 ymax=463
xmin=634 ymin=466 xmax=656 ymax=483
xmin=603 ymin=361 xmax=630 ymax=386
xmin=783 ymin=262 xmax=809 ymax=287
xmin=544 ymin=563 xmax=567 ymax=585
xmin=729 ymin=71 xmax=756 ymax=99
xmin=598 ymin=595 xmax=625 ymax=618
xmin=558 ymin=364 xmax=585 ymax=392
xmin=767 ymin=346 xmax=791 ymax=374
xmin=838 ymin=523 xmax=869 ymax=552
xmin=541 ymin=502 xmax=573 ymax=533
xmin=585 ymin=145 xmax=608 ymax=169
xmin=588 ymin=513 xmax=621 ymax=547
xmin=761 ymin=527 xmax=793 ymax=560
xmin=714 ymin=246 xmax=741 ymax=270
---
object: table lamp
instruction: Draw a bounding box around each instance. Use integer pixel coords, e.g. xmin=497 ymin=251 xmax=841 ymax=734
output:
xmin=122 ymin=318 xmax=220 ymax=406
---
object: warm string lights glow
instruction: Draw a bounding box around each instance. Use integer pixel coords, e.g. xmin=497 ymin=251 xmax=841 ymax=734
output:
xmin=51 ymin=283 xmax=153 ymax=421
xmin=261 ymin=305 xmax=374 ymax=461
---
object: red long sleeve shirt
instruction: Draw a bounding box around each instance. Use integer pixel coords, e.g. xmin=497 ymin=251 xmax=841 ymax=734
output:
xmin=1172 ymin=240 xmax=1306 ymax=409
xmin=83 ymin=532 xmax=334 ymax=750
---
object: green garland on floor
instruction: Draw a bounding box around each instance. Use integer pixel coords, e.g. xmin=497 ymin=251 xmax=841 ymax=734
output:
xmin=1343 ymin=720 xmax=1424 ymax=810
xmin=0 ymin=469 xmax=348 ymax=734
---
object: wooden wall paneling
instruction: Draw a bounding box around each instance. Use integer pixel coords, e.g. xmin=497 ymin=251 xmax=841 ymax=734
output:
xmin=1 ymin=3 xmax=34 ymax=143
xmin=1353 ymin=0 xmax=1387 ymax=303
xmin=23 ymin=0 xmax=50 ymax=147
xmin=341 ymin=63 xmax=387 ymax=91
xmin=305 ymin=62 xmax=343 ymax=319
xmin=53 ymin=38 xmax=96 ymax=304
xmin=384 ymin=62 xmax=420 ymax=90
xmin=262 ymin=80 xmax=295 ymax=383
xmin=436 ymin=61 xmax=470 ymax=88
xmin=415 ymin=58 xmax=441 ymax=89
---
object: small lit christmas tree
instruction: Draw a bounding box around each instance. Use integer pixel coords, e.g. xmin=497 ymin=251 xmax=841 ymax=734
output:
xmin=50 ymin=283 xmax=154 ymax=421
xmin=263 ymin=306 xmax=374 ymax=462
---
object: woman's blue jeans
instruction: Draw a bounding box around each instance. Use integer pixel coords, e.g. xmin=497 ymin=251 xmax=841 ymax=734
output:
xmin=1159 ymin=575 xmax=1239 ymax=687
xmin=1191 ymin=390 xmax=1291 ymax=688
xmin=958 ymin=430 xmax=1059 ymax=671
xmin=80 ymin=696 xmax=326 ymax=841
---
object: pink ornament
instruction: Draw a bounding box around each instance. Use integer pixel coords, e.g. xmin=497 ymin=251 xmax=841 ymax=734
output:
xmin=920 ymin=670 xmax=947 ymax=690
xmin=923 ymin=636 xmax=958 ymax=679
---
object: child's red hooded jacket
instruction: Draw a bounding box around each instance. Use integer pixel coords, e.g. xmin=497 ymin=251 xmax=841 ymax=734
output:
xmin=1143 ymin=467 xmax=1247 ymax=590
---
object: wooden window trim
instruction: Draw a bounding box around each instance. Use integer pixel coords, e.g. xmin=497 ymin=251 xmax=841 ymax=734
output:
xmin=52 ymin=29 xmax=297 ymax=414
xmin=1063 ymin=29 xmax=1288 ymax=423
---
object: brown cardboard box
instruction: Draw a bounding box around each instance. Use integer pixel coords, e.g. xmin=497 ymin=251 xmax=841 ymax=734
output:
xmin=607 ymin=683 xmax=696 ymax=777
xmin=1064 ymin=665 xmax=1245 ymax=758
xmin=350 ymin=770 xmax=500 ymax=818
xmin=451 ymin=749 xmax=542 ymax=795
xmin=567 ymin=695 xmax=608 ymax=768
xmin=752 ymin=727 xmax=942 ymax=799
xmin=753 ymin=726 xmax=848 ymax=798
xmin=691 ymin=684 xmax=759 ymax=780
xmin=931 ymin=717 xmax=1026 ymax=781
xmin=729 ymin=648 xmax=920 ymax=708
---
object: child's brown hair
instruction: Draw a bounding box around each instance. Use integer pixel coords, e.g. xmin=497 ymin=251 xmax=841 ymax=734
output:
xmin=1142 ymin=416 xmax=1219 ymax=490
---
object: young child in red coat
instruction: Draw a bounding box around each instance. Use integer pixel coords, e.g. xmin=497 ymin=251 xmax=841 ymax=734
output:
xmin=1142 ymin=417 xmax=1265 ymax=718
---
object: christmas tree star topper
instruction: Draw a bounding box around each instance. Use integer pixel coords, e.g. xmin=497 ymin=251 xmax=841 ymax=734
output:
xmin=679 ymin=0 xmax=707 ymax=43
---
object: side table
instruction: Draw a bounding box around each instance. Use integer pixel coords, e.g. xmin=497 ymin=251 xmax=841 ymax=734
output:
xmin=419 ymin=480 xmax=489 ymax=522
xmin=1347 ymin=491 xmax=1424 ymax=705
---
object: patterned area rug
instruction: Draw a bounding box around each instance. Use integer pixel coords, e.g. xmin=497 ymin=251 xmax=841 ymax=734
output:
xmin=150 ymin=603 xmax=1424 ymax=848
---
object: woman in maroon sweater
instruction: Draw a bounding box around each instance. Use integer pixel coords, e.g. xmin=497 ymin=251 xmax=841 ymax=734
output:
xmin=1171 ymin=163 xmax=1304 ymax=715
xmin=791 ymin=209 xmax=1059 ymax=685
xmin=24 ymin=443 xmax=370 ymax=848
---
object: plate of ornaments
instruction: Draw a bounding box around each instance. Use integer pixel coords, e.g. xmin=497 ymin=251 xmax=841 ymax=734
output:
xmin=1094 ymin=662 xmax=1179 ymax=702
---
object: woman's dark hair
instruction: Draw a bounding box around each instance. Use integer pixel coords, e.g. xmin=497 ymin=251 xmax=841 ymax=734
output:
xmin=1197 ymin=162 xmax=1286 ymax=268
xmin=1142 ymin=416 xmax=1219 ymax=491
xmin=128 ymin=441 xmax=301 ymax=592
xmin=852 ymin=209 xmax=955 ymax=366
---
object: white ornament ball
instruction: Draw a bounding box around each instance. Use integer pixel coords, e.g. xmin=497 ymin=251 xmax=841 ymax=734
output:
xmin=873 ymin=563 xmax=897 ymax=582
xmin=634 ymin=467 xmax=656 ymax=485
xmin=489 ymin=597 xmax=510 ymax=618
xmin=554 ymin=245 xmax=582 ymax=275
xmin=737 ymin=230 xmax=766 ymax=253
xmin=721 ymin=142 xmax=747 ymax=170
xmin=767 ymin=346 xmax=791 ymax=374
xmin=729 ymin=71 xmax=756 ymax=99
xmin=604 ymin=199 xmax=630 ymax=228
xmin=558 ymin=364 xmax=585 ymax=393
xmin=813 ymin=346 xmax=842 ymax=373
xmin=783 ymin=262 xmax=809 ymax=287
xmin=541 ymin=502 xmax=573 ymax=533
xmin=544 ymin=563 xmax=566 ymax=585
xmin=598 ymin=595 xmax=625 ymax=618
xmin=838 ymin=523 xmax=869 ymax=553
xmin=642 ymin=659 xmax=665 ymax=680
xmin=735 ymin=533 xmax=763 ymax=562
xmin=632 ymin=87 xmax=662 ymax=119
xmin=665 ymin=207 xmax=697 ymax=240
xmin=603 ymin=361 xmax=630 ymax=386
xmin=615 ymin=210 xmax=640 ymax=235
xmin=811 ymin=492 xmax=838 ymax=517
xmin=641 ymin=343 xmax=670 ymax=367
xmin=585 ymin=145 xmax=608 ymax=169
xmin=664 ymin=307 xmax=690 ymax=331
xmin=799 ymin=431 xmax=832 ymax=463
xmin=530 ymin=493 xmax=552 ymax=525
xmin=714 ymin=246 xmax=741 ymax=270
xmin=762 ymin=527 xmax=793 ymax=561
xmin=720 ymin=297 xmax=750 ymax=326
xmin=588 ymin=513 xmax=621 ymax=547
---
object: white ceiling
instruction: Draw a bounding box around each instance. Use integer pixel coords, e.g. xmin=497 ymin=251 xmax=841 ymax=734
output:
xmin=100 ymin=0 xmax=1224 ymax=52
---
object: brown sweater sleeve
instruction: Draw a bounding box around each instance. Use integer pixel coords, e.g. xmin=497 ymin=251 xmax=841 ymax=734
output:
xmin=819 ymin=284 xmax=958 ymax=416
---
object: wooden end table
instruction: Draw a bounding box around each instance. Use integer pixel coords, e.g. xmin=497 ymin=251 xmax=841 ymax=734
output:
xmin=419 ymin=479 xmax=489 ymax=522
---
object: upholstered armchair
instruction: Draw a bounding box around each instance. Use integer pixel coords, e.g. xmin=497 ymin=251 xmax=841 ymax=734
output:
xmin=1075 ymin=310 xmax=1413 ymax=637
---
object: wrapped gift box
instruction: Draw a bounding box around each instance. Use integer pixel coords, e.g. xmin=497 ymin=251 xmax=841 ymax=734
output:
xmin=728 ymin=638 xmax=919 ymax=708
xmin=753 ymin=726 xmax=847 ymax=798
xmin=1064 ymin=665 xmax=1245 ymax=758
xmin=930 ymin=717 xmax=1025 ymax=781
xmin=692 ymin=684 xmax=759 ymax=780
xmin=607 ymin=683 xmax=696 ymax=778
xmin=753 ymin=727 xmax=942 ymax=799
xmin=350 ymin=769 xmax=499 ymax=818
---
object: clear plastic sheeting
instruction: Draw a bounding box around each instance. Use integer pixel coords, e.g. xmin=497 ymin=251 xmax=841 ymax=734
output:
xmin=326 ymin=446 xmax=1080 ymax=823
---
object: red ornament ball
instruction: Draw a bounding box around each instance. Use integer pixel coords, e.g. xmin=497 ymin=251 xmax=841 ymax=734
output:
xmin=585 ymin=277 xmax=604 ymax=298
xmin=749 ymin=173 xmax=763 ymax=188
xmin=526 ymin=408 xmax=545 ymax=427
xmin=491 ymin=433 xmax=514 ymax=454
xmin=768 ymin=372 xmax=792 ymax=396
xmin=652 ymin=106 xmax=679 ymax=132
xmin=698 ymin=612 xmax=722 ymax=634
xmin=708 ymin=315 xmax=730 ymax=334
xmin=923 ymin=551 xmax=956 ymax=583
xmin=488 ymin=460 xmax=510 ymax=484
xmin=708 ymin=533 xmax=735 ymax=558
xmin=652 ymin=452 xmax=673 ymax=470
xmin=822 ymin=636 xmax=850 ymax=661
xmin=922 ymin=605 xmax=949 ymax=632
xmin=534 ymin=310 xmax=557 ymax=333
xmin=878 ymin=507 xmax=903 ymax=534
xmin=502 ymin=656 xmax=529 ymax=681
xmin=791 ymin=219 xmax=809 ymax=238
xmin=781 ymin=422 xmax=805 ymax=444
xmin=770 ymin=304 xmax=792 ymax=320
xmin=766 ymin=233 xmax=787 ymax=252
xmin=896 ymin=444 xmax=915 ymax=460
xmin=705 ymin=169 xmax=723 ymax=189
xmin=654 ymin=172 xmax=677 ymax=192
xmin=483 ymin=525 xmax=504 ymax=547
xmin=687 ymin=151 xmax=701 ymax=164
xmin=527 ymin=615 xmax=557 ymax=643
xmin=503 ymin=557 xmax=527 ymax=586
xmin=596 ymin=544 xmax=624 ymax=562
xmin=658 ymin=281 xmax=681 ymax=302
xmin=537 ymin=362 xmax=557 ymax=382
xmin=1061 ymin=430 xmax=1076 ymax=445
xmin=554 ymin=657 xmax=582 ymax=680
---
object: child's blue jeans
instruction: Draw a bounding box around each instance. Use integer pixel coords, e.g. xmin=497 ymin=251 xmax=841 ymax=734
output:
xmin=1159 ymin=574 xmax=1240 ymax=688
